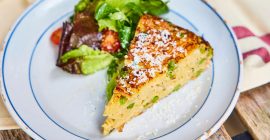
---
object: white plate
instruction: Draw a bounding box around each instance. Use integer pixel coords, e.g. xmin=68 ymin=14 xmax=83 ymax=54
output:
xmin=0 ymin=0 xmax=242 ymax=139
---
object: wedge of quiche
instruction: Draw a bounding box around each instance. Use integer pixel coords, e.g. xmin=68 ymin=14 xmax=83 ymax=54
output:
xmin=102 ymin=14 xmax=213 ymax=135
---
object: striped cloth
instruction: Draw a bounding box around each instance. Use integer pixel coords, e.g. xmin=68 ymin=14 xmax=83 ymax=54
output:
xmin=207 ymin=0 xmax=270 ymax=91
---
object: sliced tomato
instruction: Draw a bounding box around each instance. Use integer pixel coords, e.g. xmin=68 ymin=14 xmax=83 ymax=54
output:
xmin=50 ymin=28 xmax=63 ymax=46
xmin=101 ymin=29 xmax=121 ymax=53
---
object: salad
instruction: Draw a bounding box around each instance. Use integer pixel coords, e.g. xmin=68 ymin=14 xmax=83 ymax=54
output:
xmin=51 ymin=0 xmax=169 ymax=100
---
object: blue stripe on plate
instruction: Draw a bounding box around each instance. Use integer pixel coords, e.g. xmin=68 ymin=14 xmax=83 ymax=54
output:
xmin=195 ymin=1 xmax=241 ymax=139
xmin=1 ymin=1 xmax=241 ymax=140
xmin=1 ymin=0 xmax=46 ymax=139
xmin=28 ymin=8 xmax=213 ymax=140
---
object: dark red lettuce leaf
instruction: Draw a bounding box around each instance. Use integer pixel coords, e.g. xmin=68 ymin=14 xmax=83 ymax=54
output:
xmin=70 ymin=12 xmax=102 ymax=50
xmin=56 ymin=12 xmax=102 ymax=74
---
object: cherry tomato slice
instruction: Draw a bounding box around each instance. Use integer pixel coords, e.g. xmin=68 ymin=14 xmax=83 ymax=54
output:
xmin=101 ymin=29 xmax=121 ymax=53
xmin=50 ymin=28 xmax=62 ymax=46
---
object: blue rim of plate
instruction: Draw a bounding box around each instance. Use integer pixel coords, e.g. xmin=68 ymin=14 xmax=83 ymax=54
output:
xmin=28 ymin=8 xmax=214 ymax=140
xmin=0 ymin=0 xmax=242 ymax=140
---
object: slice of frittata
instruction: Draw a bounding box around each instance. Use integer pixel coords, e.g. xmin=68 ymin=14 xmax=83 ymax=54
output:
xmin=102 ymin=14 xmax=213 ymax=135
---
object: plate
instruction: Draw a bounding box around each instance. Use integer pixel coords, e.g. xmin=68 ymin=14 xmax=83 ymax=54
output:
xmin=0 ymin=0 xmax=242 ymax=139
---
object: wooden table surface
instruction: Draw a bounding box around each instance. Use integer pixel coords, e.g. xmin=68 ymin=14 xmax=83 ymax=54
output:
xmin=0 ymin=83 xmax=269 ymax=140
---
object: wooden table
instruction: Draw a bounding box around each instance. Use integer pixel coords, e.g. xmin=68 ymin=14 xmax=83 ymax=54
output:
xmin=0 ymin=83 xmax=269 ymax=140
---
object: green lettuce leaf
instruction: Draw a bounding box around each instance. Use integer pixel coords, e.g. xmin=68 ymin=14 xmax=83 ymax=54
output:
xmin=60 ymin=45 xmax=114 ymax=75
xmin=97 ymin=19 xmax=117 ymax=31
xmin=106 ymin=59 xmax=124 ymax=101
xmin=95 ymin=2 xmax=117 ymax=20
xmin=140 ymin=0 xmax=169 ymax=15
xmin=109 ymin=11 xmax=129 ymax=22
xmin=105 ymin=0 xmax=140 ymax=9
xmin=116 ymin=21 xmax=133 ymax=49
xmin=94 ymin=0 xmax=169 ymax=50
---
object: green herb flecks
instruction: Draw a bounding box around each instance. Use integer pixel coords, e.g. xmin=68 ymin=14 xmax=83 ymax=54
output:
xmin=152 ymin=96 xmax=159 ymax=103
xmin=167 ymin=60 xmax=176 ymax=79
xmin=195 ymin=69 xmax=204 ymax=78
xmin=119 ymin=96 xmax=127 ymax=105
xmin=144 ymin=102 xmax=150 ymax=108
xmin=172 ymin=84 xmax=181 ymax=92
xmin=119 ymin=68 xmax=128 ymax=78
xmin=199 ymin=58 xmax=206 ymax=65
xmin=200 ymin=46 xmax=206 ymax=54
xmin=127 ymin=103 xmax=135 ymax=109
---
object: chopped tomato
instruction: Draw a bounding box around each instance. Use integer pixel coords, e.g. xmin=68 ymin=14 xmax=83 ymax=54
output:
xmin=101 ymin=29 xmax=121 ymax=53
xmin=50 ymin=28 xmax=62 ymax=46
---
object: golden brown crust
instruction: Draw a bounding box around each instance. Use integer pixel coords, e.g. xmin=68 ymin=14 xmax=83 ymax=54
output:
xmin=114 ymin=14 xmax=211 ymax=97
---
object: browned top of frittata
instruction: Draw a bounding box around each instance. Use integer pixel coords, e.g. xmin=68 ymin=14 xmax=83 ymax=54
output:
xmin=115 ymin=14 xmax=210 ymax=95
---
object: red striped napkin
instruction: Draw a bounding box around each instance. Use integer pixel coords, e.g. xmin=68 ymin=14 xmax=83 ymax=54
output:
xmin=207 ymin=0 xmax=270 ymax=91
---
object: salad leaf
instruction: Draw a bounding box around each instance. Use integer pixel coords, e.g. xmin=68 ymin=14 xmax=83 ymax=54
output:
xmin=94 ymin=0 xmax=169 ymax=51
xmin=106 ymin=59 xmax=124 ymax=101
xmin=60 ymin=45 xmax=114 ymax=75
xmin=60 ymin=45 xmax=99 ymax=63
xmin=75 ymin=0 xmax=91 ymax=13
xmin=95 ymin=3 xmax=117 ymax=20
xmin=122 ymin=2 xmax=143 ymax=24
xmin=122 ymin=2 xmax=144 ymax=15
xmin=140 ymin=0 xmax=169 ymax=15
xmin=106 ymin=74 xmax=117 ymax=101
xmin=107 ymin=59 xmax=118 ymax=80
xmin=109 ymin=11 xmax=129 ymax=22
xmin=116 ymin=21 xmax=133 ymax=49
xmin=81 ymin=54 xmax=113 ymax=74
xmin=105 ymin=0 xmax=140 ymax=9
xmin=98 ymin=19 xmax=117 ymax=31
xmin=113 ymin=49 xmax=128 ymax=59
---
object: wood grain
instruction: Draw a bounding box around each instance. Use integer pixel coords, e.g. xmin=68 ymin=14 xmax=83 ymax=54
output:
xmin=1 ymin=127 xmax=231 ymax=140
xmin=236 ymin=83 xmax=270 ymax=140
xmin=0 ymin=129 xmax=32 ymax=140
xmin=208 ymin=125 xmax=232 ymax=140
